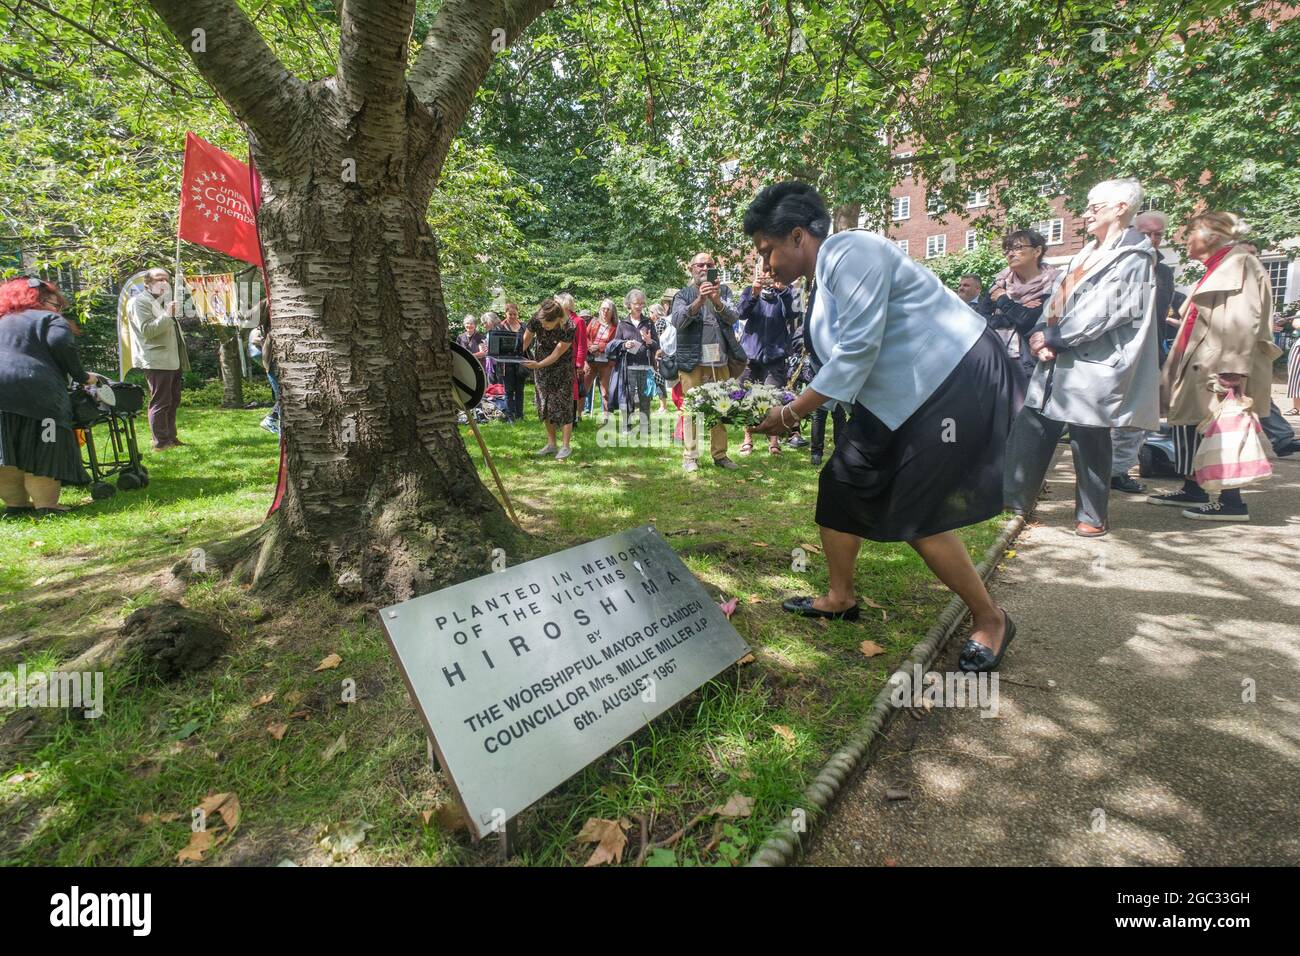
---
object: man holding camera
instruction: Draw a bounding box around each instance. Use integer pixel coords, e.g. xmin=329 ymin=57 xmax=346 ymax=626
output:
xmin=672 ymin=253 xmax=746 ymax=472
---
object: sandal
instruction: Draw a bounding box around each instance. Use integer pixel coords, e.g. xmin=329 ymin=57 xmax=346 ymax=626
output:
xmin=738 ymin=441 xmax=754 ymax=456
xmin=768 ymin=443 xmax=781 ymax=455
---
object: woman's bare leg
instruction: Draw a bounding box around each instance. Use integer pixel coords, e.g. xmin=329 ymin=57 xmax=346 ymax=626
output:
xmin=909 ymin=530 xmax=1005 ymax=653
xmin=26 ymin=474 xmax=65 ymax=510
xmin=814 ymin=525 xmax=862 ymax=612
xmin=0 ymin=466 xmax=32 ymax=508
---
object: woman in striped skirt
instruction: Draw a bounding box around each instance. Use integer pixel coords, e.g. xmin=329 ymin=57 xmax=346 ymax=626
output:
xmin=1151 ymin=212 xmax=1281 ymax=521
xmin=1286 ymin=316 xmax=1300 ymax=416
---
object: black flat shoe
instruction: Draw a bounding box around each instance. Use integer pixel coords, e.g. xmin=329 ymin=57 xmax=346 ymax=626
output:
xmin=2 ymin=506 xmax=36 ymax=519
xmin=958 ymin=609 xmax=1017 ymax=673
xmin=781 ymin=596 xmax=860 ymax=621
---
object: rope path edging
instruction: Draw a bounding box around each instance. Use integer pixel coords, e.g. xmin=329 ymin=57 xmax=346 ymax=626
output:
xmin=745 ymin=513 xmax=1028 ymax=867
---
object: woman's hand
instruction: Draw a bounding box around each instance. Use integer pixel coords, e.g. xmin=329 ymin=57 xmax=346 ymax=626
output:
xmin=522 ymin=359 xmax=540 ymax=370
xmin=753 ymin=404 xmax=790 ymax=437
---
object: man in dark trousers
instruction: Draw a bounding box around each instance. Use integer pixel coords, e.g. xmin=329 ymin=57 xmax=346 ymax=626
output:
xmin=737 ymin=264 xmax=794 ymax=455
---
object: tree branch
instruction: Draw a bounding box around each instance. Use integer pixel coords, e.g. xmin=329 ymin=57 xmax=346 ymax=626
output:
xmin=407 ymin=0 xmax=556 ymax=173
xmin=338 ymin=0 xmax=415 ymax=109
xmin=11 ymin=0 xmax=197 ymax=96
xmin=145 ymin=0 xmax=309 ymax=159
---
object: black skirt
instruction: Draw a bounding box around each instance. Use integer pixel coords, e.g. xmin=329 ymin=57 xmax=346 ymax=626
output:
xmin=814 ymin=326 xmax=1015 ymax=542
xmin=0 ymin=411 xmax=91 ymax=485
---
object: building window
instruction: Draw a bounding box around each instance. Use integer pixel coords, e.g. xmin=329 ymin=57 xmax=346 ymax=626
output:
xmin=926 ymin=193 xmax=946 ymax=216
xmin=966 ymin=189 xmax=990 ymax=208
xmin=926 ymin=234 xmax=947 ymax=259
xmin=891 ymin=196 xmax=910 ymax=221
xmin=1263 ymin=259 xmax=1289 ymax=309
xmin=1032 ymin=218 xmax=1065 ymax=245
xmin=894 ymin=151 xmax=914 ymax=178
xmin=895 ymin=239 xmax=909 ymax=256
xmin=965 ymin=230 xmax=978 ymax=251
xmin=1036 ymin=175 xmax=1061 ymax=198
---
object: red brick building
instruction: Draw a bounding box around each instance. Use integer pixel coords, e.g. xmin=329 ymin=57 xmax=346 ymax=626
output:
xmin=872 ymin=152 xmax=1090 ymax=266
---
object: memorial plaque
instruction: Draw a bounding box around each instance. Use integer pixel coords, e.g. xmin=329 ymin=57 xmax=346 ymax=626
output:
xmin=379 ymin=526 xmax=750 ymax=838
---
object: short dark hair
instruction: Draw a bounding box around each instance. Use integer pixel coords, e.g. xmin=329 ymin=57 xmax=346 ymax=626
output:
xmin=743 ymin=181 xmax=832 ymax=240
xmin=1002 ymin=229 xmax=1047 ymax=266
xmin=959 ymin=273 xmax=982 ymax=285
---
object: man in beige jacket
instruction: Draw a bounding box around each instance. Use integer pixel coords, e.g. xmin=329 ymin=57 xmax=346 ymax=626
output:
xmin=1151 ymin=213 xmax=1281 ymax=521
xmin=127 ymin=268 xmax=190 ymax=450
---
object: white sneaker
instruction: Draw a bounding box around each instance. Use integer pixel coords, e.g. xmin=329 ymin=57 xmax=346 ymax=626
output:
xmin=555 ymin=446 xmax=572 ymax=461
xmin=535 ymin=444 xmax=558 ymax=457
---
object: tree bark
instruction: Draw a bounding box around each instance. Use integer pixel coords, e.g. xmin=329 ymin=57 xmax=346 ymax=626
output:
xmin=833 ymin=201 xmax=862 ymax=232
xmin=245 ymin=125 xmax=518 ymax=601
xmin=216 ymin=329 xmax=244 ymax=407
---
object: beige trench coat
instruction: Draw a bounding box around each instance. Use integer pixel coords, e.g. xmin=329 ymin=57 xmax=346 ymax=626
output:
xmin=1160 ymin=245 xmax=1281 ymax=425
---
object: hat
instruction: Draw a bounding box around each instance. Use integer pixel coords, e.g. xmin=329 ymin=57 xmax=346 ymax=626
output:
xmin=661 ymin=288 xmax=678 ymax=301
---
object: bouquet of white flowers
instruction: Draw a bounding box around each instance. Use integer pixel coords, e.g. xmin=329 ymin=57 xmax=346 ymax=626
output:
xmin=681 ymin=378 xmax=796 ymax=429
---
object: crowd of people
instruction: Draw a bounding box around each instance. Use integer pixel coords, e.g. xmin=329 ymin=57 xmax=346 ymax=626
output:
xmin=737 ymin=177 xmax=1296 ymax=675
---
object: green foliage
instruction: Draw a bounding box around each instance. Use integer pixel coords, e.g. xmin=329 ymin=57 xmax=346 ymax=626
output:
xmin=924 ymin=242 xmax=1012 ymax=290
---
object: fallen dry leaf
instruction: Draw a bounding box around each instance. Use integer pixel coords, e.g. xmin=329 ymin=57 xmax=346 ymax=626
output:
xmin=1005 ymin=549 xmax=1017 ymax=559
xmin=859 ymin=640 xmax=886 ymax=657
xmin=176 ymin=829 xmax=214 ymax=863
xmin=251 ymin=692 xmax=275 ymax=709
xmin=434 ymin=803 xmax=470 ymax=833
xmin=772 ymin=725 xmax=797 ymax=747
xmin=198 ymin=792 xmax=241 ymax=831
xmin=750 ymin=541 xmax=769 ymax=548
xmin=322 ymin=733 xmax=347 ymax=763
xmin=420 ymin=809 xmax=434 ymax=826
xmin=577 ymin=817 xmax=630 ymax=867
xmin=800 ymin=542 xmax=822 ymax=554
xmin=736 ymin=653 xmax=756 ymax=666
xmin=713 ymin=793 xmax=755 ymax=819
xmin=319 ymin=820 xmax=373 ymax=860
xmin=267 ymin=722 xmax=289 ymax=741
xmin=860 ymin=597 xmax=885 ymax=609
xmin=314 ymin=653 xmax=342 ymax=672
xmin=284 ymin=691 xmax=304 ymax=707
xmin=6 ymin=771 xmax=36 ymax=785
xmin=287 ymin=710 xmax=310 ymax=720
xmin=746 ymin=595 xmax=762 ymax=604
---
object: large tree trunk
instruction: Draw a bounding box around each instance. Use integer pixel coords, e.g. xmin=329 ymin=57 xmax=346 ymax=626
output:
xmin=145 ymin=0 xmax=553 ymax=604
xmin=216 ymin=330 xmax=244 ymax=408
xmin=243 ymin=143 xmax=518 ymax=603
xmin=833 ymin=202 xmax=862 ymax=233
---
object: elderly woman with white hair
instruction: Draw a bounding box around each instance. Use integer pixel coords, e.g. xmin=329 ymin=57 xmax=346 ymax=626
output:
xmin=1148 ymin=212 xmax=1281 ymax=521
xmin=1004 ymin=177 xmax=1161 ymax=538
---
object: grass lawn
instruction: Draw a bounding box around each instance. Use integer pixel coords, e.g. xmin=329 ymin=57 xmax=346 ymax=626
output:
xmin=0 ymin=385 xmax=1003 ymax=866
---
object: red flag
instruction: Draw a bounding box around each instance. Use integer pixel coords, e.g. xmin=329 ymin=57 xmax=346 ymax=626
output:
xmin=178 ymin=132 xmax=263 ymax=266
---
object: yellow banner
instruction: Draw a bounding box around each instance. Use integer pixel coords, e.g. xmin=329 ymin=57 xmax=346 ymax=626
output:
xmin=185 ymin=273 xmax=237 ymax=325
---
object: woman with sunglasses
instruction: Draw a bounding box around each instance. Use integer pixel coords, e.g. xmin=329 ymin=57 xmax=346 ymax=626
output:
xmin=986 ymin=229 xmax=1059 ymax=410
xmin=0 ymin=277 xmax=99 ymax=515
